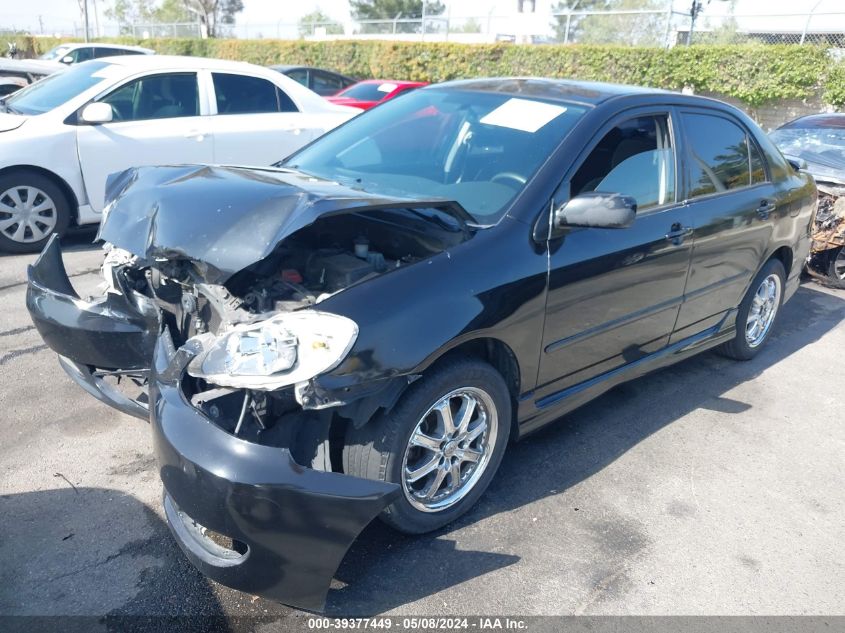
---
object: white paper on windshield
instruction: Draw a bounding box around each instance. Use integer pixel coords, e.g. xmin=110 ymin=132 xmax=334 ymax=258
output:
xmin=92 ymin=65 xmax=126 ymax=79
xmin=480 ymin=98 xmax=567 ymax=133
xmin=377 ymin=82 xmax=397 ymax=93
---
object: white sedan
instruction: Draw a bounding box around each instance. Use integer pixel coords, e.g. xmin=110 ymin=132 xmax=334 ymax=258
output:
xmin=0 ymin=55 xmax=357 ymax=252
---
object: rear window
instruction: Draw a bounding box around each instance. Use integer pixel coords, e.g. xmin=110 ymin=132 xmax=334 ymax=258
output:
xmin=336 ymin=82 xmax=395 ymax=102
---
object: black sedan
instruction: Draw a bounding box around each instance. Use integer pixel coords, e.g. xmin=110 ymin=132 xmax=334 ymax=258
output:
xmin=770 ymin=113 xmax=845 ymax=288
xmin=268 ymin=64 xmax=357 ymax=96
xmin=26 ymin=78 xmax=815 ymax=611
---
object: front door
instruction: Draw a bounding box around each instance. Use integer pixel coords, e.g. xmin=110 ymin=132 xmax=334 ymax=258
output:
xmin=536 ymin=111 xmax=694 ymax=399
xmin=76 ymin=72 xmax=212 ymax=211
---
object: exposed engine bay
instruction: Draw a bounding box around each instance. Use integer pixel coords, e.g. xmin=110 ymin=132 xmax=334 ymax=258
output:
xmin=101 ymin=205 xmax=470 ymax=468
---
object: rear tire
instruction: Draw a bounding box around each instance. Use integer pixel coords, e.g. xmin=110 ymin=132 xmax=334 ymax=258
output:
xmin=343 ymin=358 xmax=511 ymax=534
xmin=0 ymin=171 xmax=71 ymax=254
xmin=718 ymin=259 xmax=785 ymax=361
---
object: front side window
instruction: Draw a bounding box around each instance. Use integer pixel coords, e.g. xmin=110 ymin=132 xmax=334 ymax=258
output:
xmin=98 ymin=72 xmax=199 ymax=121
xmin=571 ymin=115 xmax=676 ymax=212
xmin=212 ymin=73 xmax=297 ymax=114
xmin=72 ymin=47 xmax=94 ymax=63
xmin=5 ymin=61 xmax=111 ymax=115
xmin=286 ymin=89 xmax=588 ymax=224
xmin=682 ymin=113 xmax=763 ymax=198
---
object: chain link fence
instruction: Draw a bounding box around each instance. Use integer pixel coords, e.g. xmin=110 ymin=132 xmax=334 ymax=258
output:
xmin=7 ymin=8 xmax=845 ymax=47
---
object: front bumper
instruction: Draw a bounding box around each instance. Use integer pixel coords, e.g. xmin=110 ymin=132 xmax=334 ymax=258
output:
xmin=151 ymin=333 xmax=400 ymax=611
xmin=25 ymin=238 xmax=401 ymax=611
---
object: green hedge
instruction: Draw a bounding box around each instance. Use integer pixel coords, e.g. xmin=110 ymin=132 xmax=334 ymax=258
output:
xmin=6 ymin=35 xmax=844 ymax=108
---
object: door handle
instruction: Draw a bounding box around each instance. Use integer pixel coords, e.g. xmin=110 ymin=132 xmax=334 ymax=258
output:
xmin=665 ymin=224 xmax=693 ymax=246
xmin=184 ymin=129 xmax=206 ymax=141
xmin=757 ymin=200 xmax=776 ymax=220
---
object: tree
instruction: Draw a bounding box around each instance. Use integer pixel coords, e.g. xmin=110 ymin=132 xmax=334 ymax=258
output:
xmin=106 ymin=0 xmax=158 ymax=33
xmin=449 ymin=16 xmax=481 ymax=34
xmin=350 ymin=0 xmax=445 ymax=34
xmin=299 ymin=9 xmax=344 ymax=37
xmin=551 ymin=0 xmax=666 ymax=45
xmin=106 ymin=0 xmax=237 ymax=35
xmin=183 ymin=0 xmax=244 ymax=37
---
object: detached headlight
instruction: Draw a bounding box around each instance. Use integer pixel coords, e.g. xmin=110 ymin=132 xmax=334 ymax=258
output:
xmin=187 ymin=311 xmax=358 ymax=390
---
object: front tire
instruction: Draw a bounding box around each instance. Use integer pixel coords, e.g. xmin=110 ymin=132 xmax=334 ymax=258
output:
xmin=0 ymin=171 xmax=71 ymax=254
xmin=343 ymin=358 xmax=511 ymax=534
xmin=718 ymin=258 xmax=785 ymax=360
xmin=824 ymin=247 xmax=845 ymax=290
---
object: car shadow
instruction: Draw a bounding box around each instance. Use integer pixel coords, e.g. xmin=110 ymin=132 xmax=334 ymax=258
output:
xmin=324 ymin=283 xmax=845 ymax=615
xmin=0 ymin=486 xmax=235 ymax=632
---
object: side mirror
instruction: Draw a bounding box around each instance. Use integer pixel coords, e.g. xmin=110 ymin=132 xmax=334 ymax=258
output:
xmin=784 ymin=155 xmax=808 ymax=172
xmin=60 ymin=55 xmax=74 ymax=64
xmin=79 ymin=102 xmax=113 ymax=125
xmin=554 ymin=192 xmax=637 ymax=230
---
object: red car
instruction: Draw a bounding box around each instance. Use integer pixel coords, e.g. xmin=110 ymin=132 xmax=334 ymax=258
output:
xmin=327 ymin=79 xmax=428 ymax=110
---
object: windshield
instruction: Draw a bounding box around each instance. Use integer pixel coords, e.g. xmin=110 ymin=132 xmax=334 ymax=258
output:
xmin=770 ymin=126 xmax=845 ymax=180
xmin=337 ymin=82 xmax=398 ymax=101
xmin=40 ymin=45 xmax=72 ymax=61
xmin=286 ymin=88 xmax=587 ymax=224
xmin=5 ymin=61 xmax=111 ymax=115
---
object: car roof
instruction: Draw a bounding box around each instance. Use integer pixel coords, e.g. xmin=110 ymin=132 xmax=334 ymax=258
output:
xmin=54 ymin=42 xmax=153 ymax=53
xmin=779 ymin=113 xmax=845 ymax=129
xmin=103 ymin=54 xmax=279 ymax=72
xmin=432 ymin=77 xmax=672 ymax=106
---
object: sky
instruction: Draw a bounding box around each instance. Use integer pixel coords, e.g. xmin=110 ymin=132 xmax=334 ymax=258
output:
xmin=4 ymin=0 xmax=845 ymax=37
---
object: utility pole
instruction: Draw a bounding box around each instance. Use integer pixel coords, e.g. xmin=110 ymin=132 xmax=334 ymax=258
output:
xmin=83 ymin=0 xmax=90 ymax=42
xmin=687 ymin=0 xmax=709 ymax=46
xmin=421 ymin=1 xmax=427 ymax=40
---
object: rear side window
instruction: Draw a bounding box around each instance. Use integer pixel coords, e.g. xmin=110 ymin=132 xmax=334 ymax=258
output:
xmin=312 ymin=71 xmax=344 ymax=95
xmin=212 ymin=73 xmax=298 ymax=114
xmin=682 ymin=113 xmax=767 ymax=198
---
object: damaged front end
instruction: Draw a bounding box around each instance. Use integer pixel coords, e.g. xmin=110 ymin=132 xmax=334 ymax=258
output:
xmin=807 ymin=182 xmax=845 ymax=288
xmin=25 ymin=164 xmax=473 ymax=610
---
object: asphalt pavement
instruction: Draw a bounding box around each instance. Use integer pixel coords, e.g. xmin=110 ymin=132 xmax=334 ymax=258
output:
xmin=1 ymin=229 xmax=842 ymax=626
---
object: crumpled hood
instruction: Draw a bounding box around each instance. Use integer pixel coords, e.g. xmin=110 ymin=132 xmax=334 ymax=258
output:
xmin=0 ymin=112 xmax=28 ymax=132
xmin=98 ymin=164 xmax=471 ymax=284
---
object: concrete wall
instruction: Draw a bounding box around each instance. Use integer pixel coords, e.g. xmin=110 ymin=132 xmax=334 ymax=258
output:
xmin=699 ymin=91 xmax=835 ymax=130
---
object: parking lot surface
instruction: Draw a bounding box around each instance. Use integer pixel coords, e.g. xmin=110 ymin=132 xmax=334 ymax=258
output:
xmin=1 ymin=231 xmax=843 ymax=622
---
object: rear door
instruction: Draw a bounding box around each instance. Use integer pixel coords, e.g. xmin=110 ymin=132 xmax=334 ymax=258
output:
xmin=536 ymin=109 xmax=694 ymax=396
xmin=76 ymin=71 xmax=212 ymax=211
xmin=208 ymin=71 xmax=321 ymax=166
xmin=670 ymin=108 xmax=780 ymax=341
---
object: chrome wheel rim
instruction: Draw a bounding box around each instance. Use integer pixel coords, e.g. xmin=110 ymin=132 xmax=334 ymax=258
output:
xmin=834 ymin=250 xmax=845 ymax=280
xmin=0 ymin=185 xmax=58 ymax=244
xmin=401 ymin=387 xmax=498 ymax=513
xmin=745 ymin=273 xmax=781 ymax=348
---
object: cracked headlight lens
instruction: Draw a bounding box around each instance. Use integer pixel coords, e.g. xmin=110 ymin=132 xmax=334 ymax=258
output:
xmin=187 ymin=311 xmax=358 ymax=390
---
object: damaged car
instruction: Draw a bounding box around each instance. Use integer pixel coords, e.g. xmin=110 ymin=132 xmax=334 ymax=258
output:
xmin=770 ymin=113 xmax=845 ymax=288
xmin=27 ymin=79 xmax=816 ymax=611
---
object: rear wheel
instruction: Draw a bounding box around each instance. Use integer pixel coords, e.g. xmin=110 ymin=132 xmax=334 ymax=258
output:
xmin=343 ymin=358 xmax=511 ymax=534
xmin=718 ymin=258 xmax=785 ymax=360
xmin=0 ymin=171 xmax=71 ymax=254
